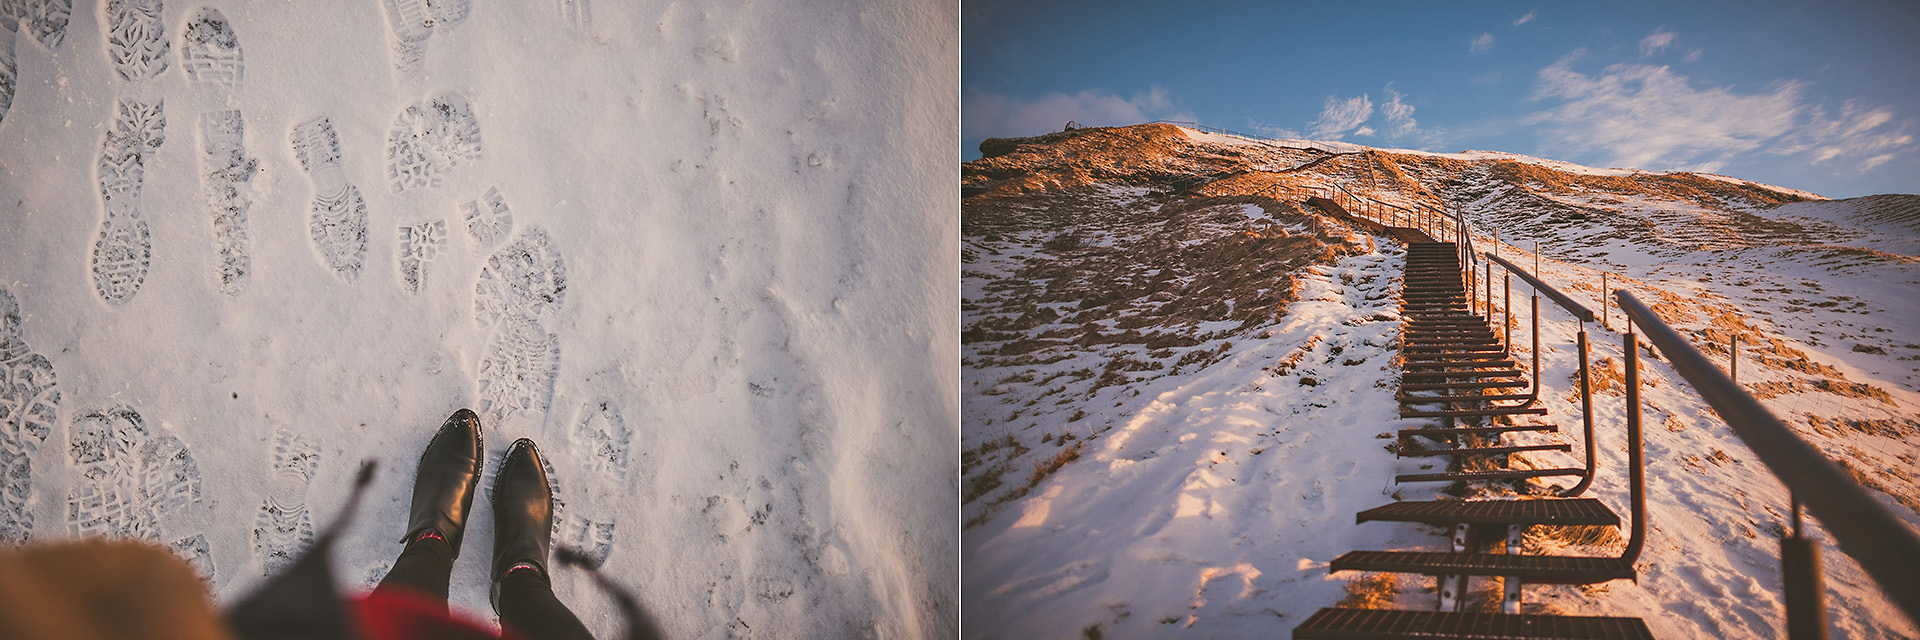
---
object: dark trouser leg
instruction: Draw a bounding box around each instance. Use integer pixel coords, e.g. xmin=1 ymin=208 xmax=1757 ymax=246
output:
xmin=372 ymin=536 xmax=454 ymax=606
xmin=499 ymin=568 xmax=595 ymax=640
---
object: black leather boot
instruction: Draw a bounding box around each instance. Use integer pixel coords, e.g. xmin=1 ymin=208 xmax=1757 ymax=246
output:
xmin=400 ymin=409 xmax=485 ymax=557
xmin=490 ymin=438 xmax=556 ymax=610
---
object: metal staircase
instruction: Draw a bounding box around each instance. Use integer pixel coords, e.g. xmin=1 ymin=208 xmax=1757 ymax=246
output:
xmin=1294 ymin=232 xmax=1652 ymax=639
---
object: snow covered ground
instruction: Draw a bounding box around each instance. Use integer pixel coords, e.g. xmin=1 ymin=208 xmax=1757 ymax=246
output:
xmin=0 ymin=1 xmax=957 ymax=637
xmin=965 ymin=241 xmax=1418 ymax=637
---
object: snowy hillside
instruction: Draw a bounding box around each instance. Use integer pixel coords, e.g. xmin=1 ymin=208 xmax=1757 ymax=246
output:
xmin=0 ymin=1 xmax=957 ymax=638
xmin=962 ymin=124 xmax=1918 ymax=638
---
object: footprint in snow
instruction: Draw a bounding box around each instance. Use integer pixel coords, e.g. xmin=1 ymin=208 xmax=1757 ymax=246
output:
xmin=90 ymin=98 xmax=164 ymax=304
xmin=0 ymin=289 xmax=59 ymax=544
xmin=290 ymin=117 xmax=369 ymax=280
xmin=64 ymin=405 xmax=216 ymax=581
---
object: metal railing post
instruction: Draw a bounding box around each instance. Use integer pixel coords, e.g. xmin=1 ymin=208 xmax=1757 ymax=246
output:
xmin=1562 ymin=326 xmax=1598 ymax=497
xmin=1504 ymin=272 xmax=1512 ymax=355
xmin=1731 ymin=335 xmax=1739 ymax=385
xmin=1600 ymin=272 xmax=1609 ymax=330
xmin=1623 ymin=328 xmax=1646 ymax=565
xmin=1528 ymin=294 xmax=1540 ymax=402
xmin=1485 ymin=259 xmax=1493 ymax=319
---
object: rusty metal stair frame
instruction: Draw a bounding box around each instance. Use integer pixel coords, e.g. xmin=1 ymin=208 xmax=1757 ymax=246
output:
xmin=1347 ymin=347 xmax=1647 ymax=585
xmin=1293 ymin=238 xmax=1648 ymax=638
xmin=1394 ymin=249 xmax=1609 ymax=490
xmin=1394 ymin=241 xmax=1553 ymax=467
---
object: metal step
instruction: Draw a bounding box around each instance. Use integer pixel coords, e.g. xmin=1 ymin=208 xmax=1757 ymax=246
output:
xmin=1399 ymin=443 xmax=1571 ymax=457
xmin=1404 ymin=326 xmax=1497 ymax=333
xmin=1401 ymin=363 xmax=1521 ymax=374
xmin=1330 ymin=551 xmax=1634 ymax=584
xmin=1405 ymin=349 xmax=1505 ymax=359
xmin=1396 ymin=467 xmax=1587 ymax=483
xmin=1403 ymin=345 xmax=1506 ymax=354
xmin=1401 ymin=369 xmax=1524 ymax=381
xmin=1400 ymin=424 xmax=1557 ymax=439
xmin=1404 ymin=333 xmax=1500 ymax=340
xmin=1401 ymin=365 xmax=1522 ymax=376
xmin=1402 ymin=341 xmax=1503 ymax=351
xmin=1401 ymin=405 xmax=1548 ymax=418
xmin=1403 ymin=327 xmax=1494 ymax=334
xmin=1293 ymin=607 xmax=1652 ymax=639
xmin=1397 ymin=388 xmax=1528 ymax=399
xmin=1356 ymin=499 xmax=1619 ymax=526
xmin=1399 ymin=379 xmax=1529 ymax=391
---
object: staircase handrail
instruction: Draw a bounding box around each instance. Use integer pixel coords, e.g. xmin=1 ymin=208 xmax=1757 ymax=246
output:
xmin=1615 ymin=290 xmax=1920 ymax=625
xmin=1485 ymin=253 xmax=1595 ymax=322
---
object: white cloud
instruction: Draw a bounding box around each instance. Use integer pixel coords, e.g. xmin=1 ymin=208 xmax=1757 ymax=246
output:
xmin=1382 ymin=86 xmax=1419 ymax=138
xmin=1354 ymin=126 xmax=1377 ymax=137
xmin=1684 ymin=49 xmax=1702 ymax=63
xmin=1513 ymin=10 xmax=1536 ymax=26
xmin=1639 ymin=28 xmax=1675 ymax=56
xmin=1778 ymin=100 xmax=1915 ymax=167
xmin=1526 ymin=50 xmax=1915 ymax=172
xmin=1470 ymin=32 xmax=1494 ymax=53
xmin=961 ymin=86 xmax=1193 ymax=140
xmin=1307 ymin=94 xmax=1374 ymax=140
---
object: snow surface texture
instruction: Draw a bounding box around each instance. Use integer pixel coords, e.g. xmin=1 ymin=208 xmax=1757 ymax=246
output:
xmin=964 ymin=175 xmax=1918 ymax=635
xmin=0 ymin=1 xmax=957 ymax=638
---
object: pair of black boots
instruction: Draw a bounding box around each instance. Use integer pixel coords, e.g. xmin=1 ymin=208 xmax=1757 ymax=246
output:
xmin=402 ymin=408 xmax=553 ymax=609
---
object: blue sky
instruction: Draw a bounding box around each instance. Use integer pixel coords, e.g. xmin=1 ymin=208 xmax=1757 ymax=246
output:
xmin=963 ymin=0 xmax=1919 ymax=197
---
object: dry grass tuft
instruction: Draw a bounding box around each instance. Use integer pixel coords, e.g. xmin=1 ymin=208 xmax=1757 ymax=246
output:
xmin=1587 ymin=357 xmax=1626 ymax=397
xmin=1024 ymin=442 xmax=1083 ymax=493
xmin=1337 ymin=573 xmax=1401 ymax=609
xmin=1524 ymin=523 xmax=1625 ymax=555
xmin=1808 ymin=378 xmax=1894 ymax=405
xmin=1806 ymin=415 xmax=1920 ymax=439
xmin=1833 ymin=456 xmax=1920 ymax=518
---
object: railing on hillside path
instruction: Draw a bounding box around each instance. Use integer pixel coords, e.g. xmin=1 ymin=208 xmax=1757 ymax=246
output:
xmin=1616 ymin=290 xmax=1920 ymax=639
xmin=1486 ymin=252 xmax=1600 ymax=496
xmin=1319 ymin=180 xmax=1459 ymax=244
xmin=1149 ymin=120 xmax=1471 ymax=246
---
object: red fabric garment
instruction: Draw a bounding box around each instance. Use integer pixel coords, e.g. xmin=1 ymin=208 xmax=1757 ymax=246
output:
xmin=352 ymin=588 xmax=530 ymax=640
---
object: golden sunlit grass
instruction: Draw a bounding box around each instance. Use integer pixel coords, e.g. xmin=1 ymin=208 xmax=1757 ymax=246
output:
xmin=1524 ymin=523 xmax=1626 ymax=555
xmin=1337 ymin=573 xmax=1400 ymax=609
xmin=1023 ymin=441 xmax=1083 ymax=495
